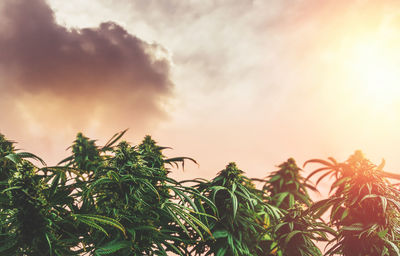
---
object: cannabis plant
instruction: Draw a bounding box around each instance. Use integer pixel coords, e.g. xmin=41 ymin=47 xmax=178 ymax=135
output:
xmin=58 ymin=132 xmax=213 ymax=255
xmin=192 ymin=162 xmax=281 ymax=256
xmin=264 ymin=158 xmax=315 ymax=209
xmin=0 ymin=134 xmax=83 ymax=255
xmin=307 ymin=151 xmax=400 ymax=255
xmin=264 ymin=158 xmax=334 ymax=256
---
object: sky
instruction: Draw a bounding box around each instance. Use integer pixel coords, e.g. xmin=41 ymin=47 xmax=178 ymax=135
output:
xmin=2 ymin=0 xmax=400 ymax=183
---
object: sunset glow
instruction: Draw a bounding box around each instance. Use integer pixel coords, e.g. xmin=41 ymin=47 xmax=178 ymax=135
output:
xmin=347 ymin=37 xmax=400 ymax=108
xmin=2 ymin=0 xmax=400 ymax=182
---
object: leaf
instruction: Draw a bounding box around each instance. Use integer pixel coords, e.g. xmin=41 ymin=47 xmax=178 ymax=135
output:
xmin=315 ymin=170 xmax=335 ymax=186
xmin=231 ymin=191 xmax=238 ymax=220
xmin=377 ymin=158 xmax=385 ymax=171
xmin=304 ymin=167 xmax=334 ymax=183
xmin=1 ymin=186 xmax=22 ymax=194
xmin=310 ymin=198 xmax=334 ymax=218
xmin=342 ymin=223 xmax=364 ymax=231
xmin=386 ymin=240 xmax=400 ymax=256
xmin=274 ymin=192 xmax=289 ymax=207
xmin=268 ymin=175 xmax=281 ymax=183
xmin=167 ymin=202 xmax=213 ymax=238
xmin=284 ymin=230 xmax=302 ymax=245
xmin=378 ymin=229 xmax=388 ymax=239
xmin=227 ymin=233 xmax=234 ymax=252
xmin=211 ymin=186 xmax=228 ymax=202
xmin=5 ymin=153 xmax=20 ymax=164
xmin=213 ymin=230 xmax=229 ymax=239
xmin=341 ymin=208 xmax=349 ymax=221
xmin=380 ymin=196 xmax=387 ymax=214
xmin=75 ymin=216 xmax=109 ymax=236
xmin=387 ymin=198 xmax=400 ymax=212
xmin=72 ymin=214 xmax=126 ymax=236
xmin=95 ymin=240 xmax=131 ymax=255
xmin=360 ymin=194 xmax=378 ymax=203
xmin=288 ymin=194 xmax=295 ymax=208
xmin=101 ymin=129 xmax=128 ymax=151
xmin=216 ymin=247 xmax=227 ymax=256
xmin=45 ymin=233 xmax=52 ymax=255
xmin=304 ymin=159 xmax=334 ymax=168
xmin=57 ymin=155 xmax=74 ymax=166
xmin=165 ymin=157 xmax=198 ymax=170
xmin=330 ymin=177 xmax=350 ymax=194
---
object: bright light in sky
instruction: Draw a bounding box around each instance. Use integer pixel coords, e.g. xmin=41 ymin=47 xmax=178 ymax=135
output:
xmin=346 ymin=37 xmax=400 ymax=110
xmin=5 ymin=0 xmax=400 ymax=180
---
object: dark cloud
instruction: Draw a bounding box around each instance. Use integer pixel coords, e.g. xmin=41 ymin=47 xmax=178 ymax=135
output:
xmin=0 ymin=0 xmax=173 ymax=137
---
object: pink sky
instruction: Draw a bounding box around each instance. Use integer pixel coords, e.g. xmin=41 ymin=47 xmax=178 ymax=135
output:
xmin=2 ymin=0 xmax=400 ymax=186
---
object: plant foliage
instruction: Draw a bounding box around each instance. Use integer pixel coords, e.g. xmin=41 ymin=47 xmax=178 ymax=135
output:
xmin=306 ymin=150 xmax=400 ymax=256
xmin=192 ymin=162 xmax=281 ymax=256
xmin=1 ymin=131 xmax=400 ymax=255
xmin=264 ymin=158 xmax=334 ymax=256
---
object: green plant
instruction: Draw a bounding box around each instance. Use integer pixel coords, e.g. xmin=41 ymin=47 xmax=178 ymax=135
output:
xmin=272 ymin=204 xmax=335 ymax=256
xmin=264 ymin=158 xmax=334 ymax=256
xmin=3 ymin=130 xmax=400 ymax=255
xmin=264 ymin=158 xmax=316 ymax=209
xmin=0 ymin=134 xmax=80 ymax=255
xmin=58 ymin=132 xmax=213 ymax=255
xmin=192 ymin=162 xmax=281 ymax=256
xmin=306 ymin=151 xmax=400 ymax=255
xmin=0 ymin=131 xmax=214 ymax=255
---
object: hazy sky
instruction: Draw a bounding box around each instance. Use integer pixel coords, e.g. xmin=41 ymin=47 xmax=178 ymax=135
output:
xmin=2 ymin=0 xmax=400 ymax=182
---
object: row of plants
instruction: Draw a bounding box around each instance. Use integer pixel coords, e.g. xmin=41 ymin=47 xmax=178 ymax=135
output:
xmin=1 ymin=131 xmax=400 ymax=255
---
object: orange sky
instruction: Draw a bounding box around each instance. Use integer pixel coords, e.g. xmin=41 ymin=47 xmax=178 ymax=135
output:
xmin=2 ymin=0 xmax=400 ymax=185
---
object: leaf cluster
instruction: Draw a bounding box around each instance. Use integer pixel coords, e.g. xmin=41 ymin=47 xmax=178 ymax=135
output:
xmin=192 ymin=162 xmax=281 ymax=256
xmin=2 ymin=131 xmax=400 ymax=256
xmin=262 ymin=159 xmax=334 ymax=256
xmin=0 ymin=131 xmax=212 ymax=255
xmin=307 ymin=151 xmax=400 ymax=256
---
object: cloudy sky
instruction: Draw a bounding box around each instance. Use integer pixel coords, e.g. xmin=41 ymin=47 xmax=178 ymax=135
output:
xmin=2 ymin=0 xmax=400 ymax=182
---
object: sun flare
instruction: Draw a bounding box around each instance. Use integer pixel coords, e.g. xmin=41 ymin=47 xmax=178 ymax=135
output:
xmin=346 ymin=37 xmax=400 ymax=107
